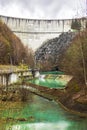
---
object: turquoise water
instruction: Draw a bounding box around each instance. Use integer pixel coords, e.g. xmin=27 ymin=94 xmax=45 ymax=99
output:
xmin=40 ymin=71 xmax=64 ymax=75
xmin=29 ymin=71 xmax=67 ymax=89
xmin=29 ymin=78 xmax=66 ymax=89
xmin=1 ymin=94 xmax=87 ymax=130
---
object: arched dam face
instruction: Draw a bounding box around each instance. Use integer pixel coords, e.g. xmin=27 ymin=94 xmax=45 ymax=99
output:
xmin=0 ymin=15 xmax=86 ymax=50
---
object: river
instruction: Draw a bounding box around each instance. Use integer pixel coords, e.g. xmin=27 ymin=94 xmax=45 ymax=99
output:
xmin=0 ymin=93 xmax=87 ymax=130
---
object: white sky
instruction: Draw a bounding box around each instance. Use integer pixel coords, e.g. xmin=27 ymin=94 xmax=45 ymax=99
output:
xmin=0 ymin=0 xmax=86 ymax=19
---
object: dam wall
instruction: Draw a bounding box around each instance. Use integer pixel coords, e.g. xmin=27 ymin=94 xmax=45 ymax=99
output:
xmin=0 ymin=15 xmax=86 ymax=50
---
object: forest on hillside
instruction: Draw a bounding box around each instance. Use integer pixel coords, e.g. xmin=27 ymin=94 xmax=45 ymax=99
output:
xmin=0 ymin=20 xmax=34 ymax=67
xmin=1 ymin=18 xmax=87 ymax=87
xmin=59 ymin=30 xmax=87 ymax=86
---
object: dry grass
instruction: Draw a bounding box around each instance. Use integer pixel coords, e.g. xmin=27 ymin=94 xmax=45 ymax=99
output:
xmin=0 ymin=65 xmax=17 ymax=70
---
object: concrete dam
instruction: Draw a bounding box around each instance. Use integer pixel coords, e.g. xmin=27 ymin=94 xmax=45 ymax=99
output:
xmin=0 ymin=15 xmax=86 ymax=50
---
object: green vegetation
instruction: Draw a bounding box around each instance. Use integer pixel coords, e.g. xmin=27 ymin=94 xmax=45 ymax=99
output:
xmin=71 ymin=19 xmax=81 ymax=31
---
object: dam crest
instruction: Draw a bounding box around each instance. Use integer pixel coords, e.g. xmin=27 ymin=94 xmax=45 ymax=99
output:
xmin=0 ymin=15 xmax=86 ymax=50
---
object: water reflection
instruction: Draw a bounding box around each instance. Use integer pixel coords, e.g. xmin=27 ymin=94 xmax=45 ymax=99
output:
xmin=5 ymin=118 xmax=87 ymax=130
xmin=8 ymin=122 xmax=70 ymax=130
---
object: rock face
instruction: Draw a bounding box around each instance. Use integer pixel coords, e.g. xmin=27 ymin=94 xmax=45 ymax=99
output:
xmin=35 ymin=32 xmax=76 ymax=65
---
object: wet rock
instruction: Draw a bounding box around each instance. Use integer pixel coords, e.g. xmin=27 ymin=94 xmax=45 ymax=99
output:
xmin=17 ymin=118 xmax=27 ymax=121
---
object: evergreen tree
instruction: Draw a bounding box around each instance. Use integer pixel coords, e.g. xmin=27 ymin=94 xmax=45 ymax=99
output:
xmin=71 ymin=19 xmax=81 ymax=31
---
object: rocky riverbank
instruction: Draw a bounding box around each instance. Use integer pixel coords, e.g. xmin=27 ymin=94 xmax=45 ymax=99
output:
xmin=22 ymin=81 xmax=87 ymax=117
xmin=58 ymin=79 xmax=87 ymax=116
xmin=0 ymin=85 xmax=30 ymax=102
xmin=0 ymin=79 xmax=87 ymax=118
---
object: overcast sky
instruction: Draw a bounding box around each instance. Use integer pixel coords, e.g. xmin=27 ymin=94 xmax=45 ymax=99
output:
xmin=0 ymin=0 xmax=86 ymax=19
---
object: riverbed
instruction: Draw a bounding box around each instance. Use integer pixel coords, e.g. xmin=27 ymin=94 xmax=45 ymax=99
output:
xmin=0 ymin=93 xmax=87 ymax=130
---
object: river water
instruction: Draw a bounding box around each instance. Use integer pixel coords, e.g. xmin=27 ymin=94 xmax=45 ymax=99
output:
xmin=0 ymin=93 xmax=87 ymax=130
xmin=29 ymin=78 xmax=66 ymax=89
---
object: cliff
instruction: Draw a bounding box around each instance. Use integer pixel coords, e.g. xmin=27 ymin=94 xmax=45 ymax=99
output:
xmin=35 ymin=32 xmax=76 ymax=70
